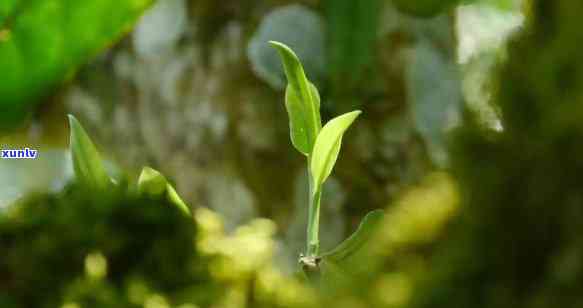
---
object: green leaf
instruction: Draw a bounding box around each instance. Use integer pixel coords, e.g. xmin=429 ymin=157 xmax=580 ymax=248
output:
xmin=68 ymin=114 xmax=110 ymax=190
xmin=270 ymin=41 xmax=322 ymax=155
xmin=321 ymin=209 xmax=384 ymax=263
xmin=137 ymin=166 xmax=167 ymax=197
xmin=166 ymin=183 xmax=191 ymax=217
xmin=310 ymin=110 xmax=361 ymax=187
xmin=0 ymin=0 xmax=17 ymax=25
xmin=285 ymin=82 xmax=321 ymax=154
xmin=0 ymin=0 xmax=154 ymax=130
xmin=137 ymin=166 xmax=191 ymax=217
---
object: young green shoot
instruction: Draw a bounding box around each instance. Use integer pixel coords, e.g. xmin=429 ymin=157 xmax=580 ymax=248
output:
xmin=138 ymin=166 xmax=191 ymax=217
xmin=270 ymin=42 xmax=383 ymax=275
xmin=68 ymin=115 xmax=190 ymax=217
xmin=68 ymin=114 xmax=112 ymax=190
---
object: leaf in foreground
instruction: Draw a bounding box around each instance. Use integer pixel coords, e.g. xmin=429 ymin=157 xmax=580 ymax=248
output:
xmin=137 ymin=166 xmax=191 ymax=217
xmin=68 ymin=114 xmax=110 ymax=190
xmin=166 ymin=184 xmax=191 ymax=217
xmin=137 ymin=166 xmax=167 ymax=197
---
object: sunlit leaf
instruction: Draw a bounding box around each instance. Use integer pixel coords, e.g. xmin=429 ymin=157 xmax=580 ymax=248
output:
xmin=166 ymin=183 xmax=191 ymax=217
xmin=270 ymin=41 xmax=322 ymax=155
xmin=137 ymin=166 xmax=191 ymax=217
xmin=320 ymin=209 xmax=384 ymax=263
xmin=137 ymin=166 xmax=167 ymax=197
xmin=68 ymin=114 xmax=110 ymax=190
xmin=310 ymin=110 xmax=361 ymax=187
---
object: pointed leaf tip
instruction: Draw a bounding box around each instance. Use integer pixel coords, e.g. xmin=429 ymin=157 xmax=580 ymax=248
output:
xmin=311 ymin=110 xmax=361 ymax=187
xmin=137 ymin=166 xmax=167 ymax=196
xmin=166 ymin=184 xmax=191 ymax=217
xmin=268 ymin=40 xmax=295 ymax=55
xmin=137 ymin=166 xmax=191 ymax=217
xmin=68 ymin=114 xmax=111 ymax=190
xmin=270 ymin=41 xmax=322 ymax=155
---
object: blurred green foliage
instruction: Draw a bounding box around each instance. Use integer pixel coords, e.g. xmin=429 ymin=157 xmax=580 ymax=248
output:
xmin=401 ymin=1 xmax=583 ymax=307
xmin=390 ymin=0 xmax=518 ymax=18
xmin=0 ymin=0 xmax=153 ymax=130
xmin=391 ymin=0 xmax=460 ymax=18
xmin=0 ymin=184 xmax=205 ymax=307
xmin=0 ymin=1 xmax=17 ymax=25
xmin=326 ymin=0 xmax=380 ymax=88
xmin=0 ymin=183 xmax=316 ymax=308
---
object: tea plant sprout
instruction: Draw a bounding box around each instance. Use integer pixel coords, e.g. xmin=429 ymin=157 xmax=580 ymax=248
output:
xmin=68 ymin=115 xmax=190 ymax=217
xmin=270 ymin=41 xmax=383 ymax=275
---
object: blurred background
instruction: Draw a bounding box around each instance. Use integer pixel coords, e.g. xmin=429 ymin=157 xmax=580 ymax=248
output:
xmin=6 ymin=0 xmax=583 ymax=307
xmin=0 ymin=0 xmax=522 ymax=256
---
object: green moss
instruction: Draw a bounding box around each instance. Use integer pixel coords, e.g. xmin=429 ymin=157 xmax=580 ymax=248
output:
xmin=0 ymin=183 xmax=211 ymax=307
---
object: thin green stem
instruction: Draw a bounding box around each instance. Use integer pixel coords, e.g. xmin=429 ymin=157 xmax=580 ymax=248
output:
xmin=307 ymin=189 xmax=321 ymax=256
xmin=306 ymin=157 xmax=321 ymax=257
